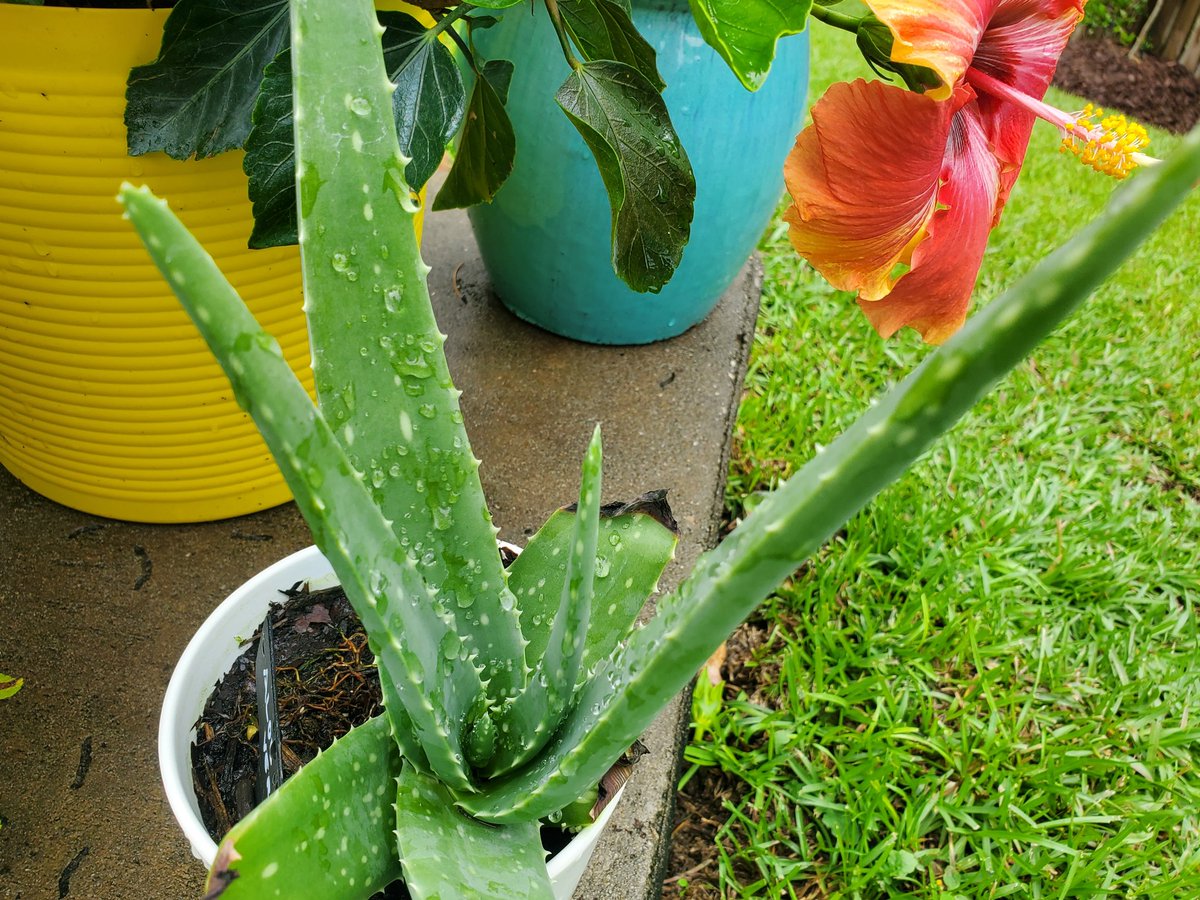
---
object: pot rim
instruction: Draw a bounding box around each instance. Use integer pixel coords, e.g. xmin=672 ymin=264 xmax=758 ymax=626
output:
xmin=157 ymin=543 xmax=622 ymax=891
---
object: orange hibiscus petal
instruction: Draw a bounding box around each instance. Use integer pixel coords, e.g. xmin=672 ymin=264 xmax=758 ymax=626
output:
xmin=867 ymin=0 xmax=998 ymax=99
xmin=784 ymin=79 xmax=962 ymax=303
xmin=858 ymin=99 xmax=1001 ymax=343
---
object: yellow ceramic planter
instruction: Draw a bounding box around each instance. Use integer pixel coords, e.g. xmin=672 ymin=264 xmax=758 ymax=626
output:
xmin=1 ymin=5 xmax=426 ymax=524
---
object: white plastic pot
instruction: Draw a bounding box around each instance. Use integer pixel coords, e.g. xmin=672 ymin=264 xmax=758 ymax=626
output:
xmin=159 ymin=544 xmax=621 ymax=897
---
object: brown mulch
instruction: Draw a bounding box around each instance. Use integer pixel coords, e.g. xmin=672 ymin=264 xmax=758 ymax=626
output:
xmin=1053 ymin=33 xmax=1200 ymax=134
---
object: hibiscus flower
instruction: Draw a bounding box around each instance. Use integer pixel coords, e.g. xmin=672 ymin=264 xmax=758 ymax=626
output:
xmin=786 ymin=0 xmax=1153 ymax=343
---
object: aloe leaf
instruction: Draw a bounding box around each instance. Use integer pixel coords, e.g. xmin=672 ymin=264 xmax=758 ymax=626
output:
xmin=685 ymin=0 xmax=812 ymax=91
xmin=125 ymin=0 xmax=288 ymax=159
xmin=291 ymin=0 xmax=527 ymax=706
xmin=432 ymin=61 xmax=518 ymax=210
xmin=480 ymin=427 xmax=604 ymax=777
xmin=119 ymin=183 xmax=478 ymax=791
xmin=460 ymin=126 xmax=1200 ymax=822
xmin=395 ymin=763 xmax=553 ymax=900
xmin=555 ymin=59 xmax=695 ymax=293
xmin=510 ymin=490 xmax=678 ymax=687
xmin=559 ymin=0 xmax=665 ymax=90
xmin=206 ymin=716 xmax=403 ymax=899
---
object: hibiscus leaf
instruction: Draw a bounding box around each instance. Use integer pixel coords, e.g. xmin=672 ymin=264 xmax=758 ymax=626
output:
xmin=244 ymin=13 xmax=465 ymax=248
xmin=243 ymin=49 xmax=295 ymax=249
xmin=686 ymin=0 xmax=812 ymax=91
xmin=380 ymin=10 xmax=467 ymax=191
xmin=559 ymin=0 xmax=665 ymax=91
xmin=125 ymin=0 xmax=289 ymax=159
xmin=432 ymin=61 xmax=516 ymax=211
xmin=555 ymin=59 xmax=694 ymax=293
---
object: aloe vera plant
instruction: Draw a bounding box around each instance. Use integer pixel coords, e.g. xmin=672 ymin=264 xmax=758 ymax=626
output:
xmin=119 ymin=0 xmax=1200 ymax=893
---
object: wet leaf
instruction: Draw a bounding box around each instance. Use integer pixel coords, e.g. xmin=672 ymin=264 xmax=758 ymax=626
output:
xmin=559 ymin=0 xmax=664 ymax=90
xmin=380 ymin=10 xmax=467 ymax=190
xmin=125 ymin=0 xmax=289 ymax=159
xmin=394 ymin=763 xmax=553 ymax=899
xmin=432 ymin=61 xmax=516 ymax=210
xmin=555 ymin=60 xmax=695 ymax=292
xmin=686 ymin=0 xmax=812 ymax=90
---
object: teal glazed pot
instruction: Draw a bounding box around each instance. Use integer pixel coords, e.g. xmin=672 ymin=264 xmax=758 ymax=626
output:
xmin=467 ymin=1 xmax=810 ymax=345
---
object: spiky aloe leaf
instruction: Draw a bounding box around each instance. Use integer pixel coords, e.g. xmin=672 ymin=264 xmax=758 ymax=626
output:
xmin=511 ymin=490 xmax=678 ymax=681
xmin=459 ymin=126 xmax=1200 ymax=822
xmin=291 ymin=0 xmax=527 ymax=706
xmin=394 ymin=762 xmax=552 ymax=900
xmin=206 ymin=716 xmax=402 ymax=899
xmin=119 ymin=183 xmax=478 ymax=791
xmin=478 ymin=427 xmax=603 ymax=777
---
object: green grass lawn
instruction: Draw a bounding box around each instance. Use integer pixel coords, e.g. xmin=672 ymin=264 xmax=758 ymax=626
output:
xmin=677 ymin=21 xmax=1200 ymax=900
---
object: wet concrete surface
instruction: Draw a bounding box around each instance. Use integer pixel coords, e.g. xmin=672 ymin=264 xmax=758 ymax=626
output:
xmin=0 ymin=200 xmax=760 ymax=899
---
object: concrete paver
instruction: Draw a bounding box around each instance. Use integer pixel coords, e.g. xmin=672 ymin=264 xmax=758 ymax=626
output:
xmin=0 ymin=201 xmax=760 ymax=899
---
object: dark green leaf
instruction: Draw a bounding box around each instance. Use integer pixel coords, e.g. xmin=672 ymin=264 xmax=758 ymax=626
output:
xmin=432 ymin=61 xmax=516 ymax=210
xmin=480 ymin=58 xmax=515 ymax=105
xmin=855 ymin=17 xmax=942 ymax=93
xmin=468 ymin=14 xmax=501 ymax=29
xmin=243 ymin=49 xmax=295 ymax=249
xmin=243 ymin=13 xmax=468 ymax=248
xmin=380 ymin=11 xmax=467 ymax=190
xmin=125 ymin=0 xmax=288 ymax=159
xmin=555 ymin=60 xmax=694 ymax=293
xmin=559 ymin=0 xmax=665 ymax=90
xmin=394 ymin=763 xmax=553 ymax=900
xmin=686 ymin=0 xmax=812 ymax=91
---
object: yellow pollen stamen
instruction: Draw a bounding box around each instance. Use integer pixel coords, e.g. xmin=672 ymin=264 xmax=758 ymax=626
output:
xmin=1059 ymin=103 xmax=1151 ymax=179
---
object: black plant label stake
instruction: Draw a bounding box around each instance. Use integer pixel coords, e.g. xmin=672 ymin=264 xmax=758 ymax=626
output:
xmin=255 ymin=614 xmax=284 ymax=803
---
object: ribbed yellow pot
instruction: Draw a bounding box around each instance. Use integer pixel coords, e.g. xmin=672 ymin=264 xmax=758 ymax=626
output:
xmin=0 ymin=5 xmax=391 ymax=524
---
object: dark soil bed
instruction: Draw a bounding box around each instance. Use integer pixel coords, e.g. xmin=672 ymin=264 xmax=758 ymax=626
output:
xmin=1054 ymin=34 xmax=1200 ymax=134
xmin=192 ymin=582 xmax=384 ymax=840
